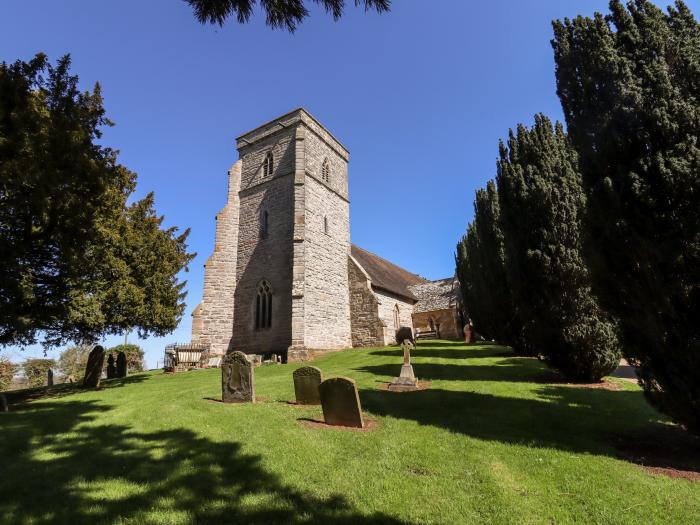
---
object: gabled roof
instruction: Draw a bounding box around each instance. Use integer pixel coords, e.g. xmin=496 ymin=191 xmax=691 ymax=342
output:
xmin=409 ymin=277 xmax=460 ymax=313
xmin=351 ymin=245 xmax=428 ymax=301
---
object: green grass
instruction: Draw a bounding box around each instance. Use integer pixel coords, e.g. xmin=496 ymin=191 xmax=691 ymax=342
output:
xmin=1 ymin=341 xmax=698 ymax=524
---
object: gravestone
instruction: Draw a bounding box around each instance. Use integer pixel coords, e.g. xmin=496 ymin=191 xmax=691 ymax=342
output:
xmin=116 ymin=352 xmax=127 ymax=378
xmin=83 ymin=345 xmax=106 ymax=388
xmin=47 ymin=368 xmax=53 ymax=387
xmin=293 ymin=366 xmax=323 ymax=405
xmin=388 ymin=340 xmax=418 ymax=392
xmin=0 ymin=393 xmax=8 ymax=412
xmin=222 ymin=351 xmax=254 ymax=403
xmin=106 ymin=354 xmax=117 ymax=379
xmin=319 ymin=377 xmax=364 ymax=428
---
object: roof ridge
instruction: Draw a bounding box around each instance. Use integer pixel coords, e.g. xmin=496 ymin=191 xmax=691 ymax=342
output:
xmin=351 ymin=244 xmax=427 ymax=282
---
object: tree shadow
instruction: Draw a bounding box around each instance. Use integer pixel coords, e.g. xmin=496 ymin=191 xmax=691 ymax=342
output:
xmin=370 ymin=346 xmax=514 ymax=360
xmin=359 ymin=385 xmax=699 ymax=473
xmin=4 ymin=373 xmax=152 ymax=407
xmin=0 ymin=399 xmax=407 ymax=524
xmin=357 ymin=359 xmax=559 ymax=383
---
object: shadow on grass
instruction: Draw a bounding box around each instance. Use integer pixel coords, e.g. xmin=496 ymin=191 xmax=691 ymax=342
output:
xmin=0 ymin=400 xmax=406 ymax=524
xmin=359 ymin=384 xmax=699 ymax=473
xmin=357 ymin=359 xmax=559 ymax=383
xmin=4 ymin=373 xmax=152 ymax=406
xmin=370 ymin=346 xmax=513 ymax=360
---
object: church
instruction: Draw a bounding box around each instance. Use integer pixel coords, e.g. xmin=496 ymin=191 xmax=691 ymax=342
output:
xmin=190 ymin=109 xmax=461 ymax=361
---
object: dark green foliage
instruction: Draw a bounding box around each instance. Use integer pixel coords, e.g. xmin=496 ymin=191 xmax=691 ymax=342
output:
xmin=456 ymin=182 xmax=529 ymax=354
xmin=185 ymin=0 xmax=390 ymax=32
xmin=0 ymin=54 xmax=195 ymax=349
xmin=0 ymin=357 xmax=16 ymax=391
xmin=22 ymin=358 xmax=56 ymax=388
xmin=108 ymin=344 xmax=145 ymax=373
xmin=552 ymin=1 xmax=700 ymax=427
xmin=496 ymin=115 xmax=621 ymax=381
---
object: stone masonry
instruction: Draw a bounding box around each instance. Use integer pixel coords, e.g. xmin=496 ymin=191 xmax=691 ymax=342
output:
xmin=191 ymin=109 xmax=463 ymax=360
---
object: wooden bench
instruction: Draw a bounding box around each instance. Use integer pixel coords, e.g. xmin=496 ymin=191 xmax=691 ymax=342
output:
xmin=415 ymin=330 xmax=440 ymax=342
xmin=164 ymin=344 xmax=207 ymax=372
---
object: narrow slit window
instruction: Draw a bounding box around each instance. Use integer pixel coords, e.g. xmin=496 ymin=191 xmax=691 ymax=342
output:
xmin=321 ymin=158 xmax=330 ymax=183
xmin=324 ymin=216 xmax=328 ymax=235
xmin=260 ymin=210 xmax=269 ymax=238
xmin=263 ymin=152 xmax=273 ymax=177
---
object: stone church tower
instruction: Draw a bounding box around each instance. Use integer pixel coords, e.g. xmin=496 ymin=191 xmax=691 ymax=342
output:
xmin=192 ymin=109 xmax=352 ymax=359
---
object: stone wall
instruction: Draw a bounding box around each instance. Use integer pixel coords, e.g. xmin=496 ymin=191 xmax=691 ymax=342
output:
xmin=374 ymin=289 xmax=415 ymax=345
xmin=301 ymin=128 xmax=352 ymax=351
xmin=412 ymin=308 xmax=461 ymax=339
xmin=191 ymin=161 xmax=241 ymax=356
xmin=348 ymin=256 xmax=384 ymax=347
xmin=231 ymin=126 xmax=296 ymax=355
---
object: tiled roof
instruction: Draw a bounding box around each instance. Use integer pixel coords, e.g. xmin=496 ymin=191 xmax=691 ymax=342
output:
xmin=351 ymin=245 xmax=428 ymax=301
xmin=409 ymin=277 xmax=459 ymax=313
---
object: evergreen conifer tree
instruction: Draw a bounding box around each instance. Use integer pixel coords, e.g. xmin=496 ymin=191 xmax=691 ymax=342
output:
xmin=496 ymin=115 xmax=621 ymax=381
xmin=552 ymin=1 xmax=700 ymax=427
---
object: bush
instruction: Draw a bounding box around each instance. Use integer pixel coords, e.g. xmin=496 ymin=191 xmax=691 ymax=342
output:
xmin=57 ymin=345 xmax=92 ymax=381
xmin=108 ymin=344 xmax=145 ymax=373
xmin=0 ymin=357 xmax=17 ymax=391
xmin=22 ymin=358 xmax=56 ymax=388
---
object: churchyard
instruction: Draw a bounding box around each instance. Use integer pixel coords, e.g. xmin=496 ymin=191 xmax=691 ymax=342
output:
xmin=1 ymin=341 xmax=698 ymax=524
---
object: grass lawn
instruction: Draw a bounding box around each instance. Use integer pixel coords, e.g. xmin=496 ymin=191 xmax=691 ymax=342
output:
xmin=1 ymin=341 xmax=698 ymax=524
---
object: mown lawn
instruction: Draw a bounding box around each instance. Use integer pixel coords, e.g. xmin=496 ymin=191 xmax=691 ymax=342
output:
xmin=1 ymin=341 xmax=698 ymax=524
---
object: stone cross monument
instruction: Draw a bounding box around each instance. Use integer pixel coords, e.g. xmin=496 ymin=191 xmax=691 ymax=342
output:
xmin=388 ymin=340 xmax=418 ymax=392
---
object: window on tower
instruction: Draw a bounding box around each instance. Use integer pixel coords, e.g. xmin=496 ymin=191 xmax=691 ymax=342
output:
xmin=321 ymin=158 xmax=330 ymax=183
xmin=260 ymin=210 xmax=269 ymax=238
xmin=263 ymin=151 xmax=273 ymax=177
xmin=255 ymin=280 xmax=273 ymax=330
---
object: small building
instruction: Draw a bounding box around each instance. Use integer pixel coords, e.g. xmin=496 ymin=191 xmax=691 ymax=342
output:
xmin=409 ymin=277 xmax=462 ymax=339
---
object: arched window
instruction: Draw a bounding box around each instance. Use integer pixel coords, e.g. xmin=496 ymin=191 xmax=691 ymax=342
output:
xmin=263 ymin=152 xmax=273 ymax=177
xmin=321 ymin=158 xmax=330 ymax=183
xmin=255 ymin=280 xmax=272 ymax=330
xmin=324 ymin=216 xmax=329 ymax=235
xmin=394 ymin=304 xmax=400 ymax=329
xmin=260 ymin=210 xmax=269 ymax=238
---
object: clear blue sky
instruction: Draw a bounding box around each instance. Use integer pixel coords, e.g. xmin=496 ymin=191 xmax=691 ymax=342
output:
xmin=2 ymin=0 xmax=695 ymax=368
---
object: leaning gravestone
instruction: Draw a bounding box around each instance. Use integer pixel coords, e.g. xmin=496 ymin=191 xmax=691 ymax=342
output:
xmin=47 ymin=368 xmax=54 ymax=387
xmin=222 ymin=351 xmax=254 ymax=403
xmin=83 ymin=345 xmax=106 ymax=388
xmin=106 ymin=354 xmax=117 ymax=379
xmin=319 ymin=377 xmax=364 ymax=428
xmin=293 ymin=366 xmax=323 ymax=405
xmin=116 ymin=352 xmax=127 ymax=378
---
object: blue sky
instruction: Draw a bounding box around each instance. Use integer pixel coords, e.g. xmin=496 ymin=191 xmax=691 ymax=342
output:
xmin=2 ymin=0 xmax=696 ymax=368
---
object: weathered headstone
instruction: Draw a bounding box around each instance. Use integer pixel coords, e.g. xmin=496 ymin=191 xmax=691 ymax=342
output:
xmin=389 ymin=340 xmax=418 ymax=392
xmin=47 ymin=368 xmax=54 ymax=387
xmin=106 ymin=354 xmax=117 ymax=379
xmin=293 ymin=366 xmax=323 ymax=405
xmin=319 ymin=377 xmax=364 ymax=428
xmin=222 ymin=351 xmax=254 ymax=403
xmin=116 ymin=352 xmax=127 ymax=378
xmin=0 ymin=393 xmax=8 ymax=413
xmin=83 ymin=345 xmax=106 ymax=388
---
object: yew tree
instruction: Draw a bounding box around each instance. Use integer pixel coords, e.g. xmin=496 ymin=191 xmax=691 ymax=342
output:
xmin=553 ymin=0 xmax=700 ymax=428
xmin=0 ymin=54 xmax=195 ymax=349
xmin=496 ymin=115 xmax=621 ymax=381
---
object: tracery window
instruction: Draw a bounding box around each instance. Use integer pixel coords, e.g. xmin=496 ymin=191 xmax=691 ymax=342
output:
xmin=263 ymin=151 xmax=273 ymax=177
xmin=255 ymin=280 xmax=272 ymax=330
